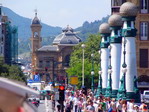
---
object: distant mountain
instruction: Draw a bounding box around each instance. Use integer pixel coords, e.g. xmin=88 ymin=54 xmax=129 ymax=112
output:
xmin=2 ymin=7 xmax=62 ymax=39
xmin=75 ymin=16 xmax=110 ymax=41
xmin=2 ymin=7 xmax=109 ymax=55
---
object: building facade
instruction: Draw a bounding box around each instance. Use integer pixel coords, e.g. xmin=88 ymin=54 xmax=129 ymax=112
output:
xmin=0 ymin=6 xmax=18 ymax=64
xmin=111 ymin=0 xmax=149 ymax=90
xmin=0 ymin=5 xmax=3 ymax=60
xmin=30 ymin=13 xmax=81 ymax=83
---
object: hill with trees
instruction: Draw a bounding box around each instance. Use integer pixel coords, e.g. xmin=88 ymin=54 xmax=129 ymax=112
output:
xmin=2 ymin=7 xmax=109 ymax=55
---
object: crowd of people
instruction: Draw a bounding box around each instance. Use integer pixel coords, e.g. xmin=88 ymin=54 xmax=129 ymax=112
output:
xmin=63 ymin=88 xmax=148 ymax=112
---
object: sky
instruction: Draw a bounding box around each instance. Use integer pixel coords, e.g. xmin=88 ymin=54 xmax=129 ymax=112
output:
xmin=1 ymin=0 xmax=111 ymax=28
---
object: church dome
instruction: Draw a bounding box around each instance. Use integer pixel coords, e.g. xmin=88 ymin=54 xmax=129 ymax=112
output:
xmin=53 ymin=25 xmax=81 ymax=45
xmin=120 ymin=2 xmax=138 ymax=17
xmin=99 ymin=23 xmax=111 ymax=34
xmin=108 ymin=14 xmax=123 ymax=27
xmin=32 ymin=13 xmax=40 ymax=24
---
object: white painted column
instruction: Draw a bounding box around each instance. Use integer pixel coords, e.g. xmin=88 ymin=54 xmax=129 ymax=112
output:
xmin=119 ymin=37 xmax=124 ymax=84
xmin=125 ymin=37 xmax=137 ymax=92
xmin=111 ymin=43 xmax=122 ymax=90
xmin=101 ymin=48 xmax=109 ymax=89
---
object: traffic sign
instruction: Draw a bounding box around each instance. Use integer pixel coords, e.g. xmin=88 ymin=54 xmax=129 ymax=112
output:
xmin=70 ymin=76 xmax=78 ymax=85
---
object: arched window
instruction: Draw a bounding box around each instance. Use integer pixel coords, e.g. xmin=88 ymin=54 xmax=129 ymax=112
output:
xmin=34 ymin=32 xmax=38 ymax=37
xmin=64 ymin=55 xmax=70 ymax=66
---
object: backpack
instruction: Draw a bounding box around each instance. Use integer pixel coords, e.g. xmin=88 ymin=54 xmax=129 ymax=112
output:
xmin=108 ymin=107 xmax=112 ymax=112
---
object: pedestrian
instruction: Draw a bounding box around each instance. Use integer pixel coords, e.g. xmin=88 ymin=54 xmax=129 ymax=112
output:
xmin=127 ymin=99 xmax=135 ymax=112
xmin=51 ymin=94 xmax=55 ymax=110
xmin=78 ymin=97 xmax=83 ymax=112
xmin=86 ymin=100 xmax=95 ymax=112
xmin=121 ymin=100 xmax=127 ymax=112
xmin=134 ymin=105 xmax=139 ymax=112
xmin=139 ymin=101 xmax=148 ymax=112
xmin=108 ymin=98 xmax=116 ymax=112
xmin=73 ymin=94 xmax=78 ymax=112
xmin=116 ymin=99 xmax=122 ymax=112
xmin=98 ymin=103 xmax=103 ymax=112
xmin=65 ymin=102 xmax=71 ymax=112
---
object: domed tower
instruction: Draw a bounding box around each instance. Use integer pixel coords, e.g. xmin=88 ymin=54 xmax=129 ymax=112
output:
xmin=120 ymin=2 xmax=139 ymax=102
xmin=30 ymin=12 xmax=42 ymax=74
xmin=107 ymin=14 xmax=123 ymax=98
xmin=99 ymin=23 xmax=111 ymax=95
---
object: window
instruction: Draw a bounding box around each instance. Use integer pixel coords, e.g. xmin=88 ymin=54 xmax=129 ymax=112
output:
xmin=34 ymin=32 xmax=38 ymax=37
xmin=140 ymin=0 xmax=148 ymax=13
xmin=140 ymin=49 xmax=148 ymax=68
xmin=46 ymin=61 xmax=50 ymax=67
xmin=64 ymin=55 xmax=70 ymax=66
xmin=39 ymin=60 xmax=43 ymax=68
xmin=140 ymin=22 xmax=148 ymax=40
xmin=111 ymin=0 xmax=126 ymax=6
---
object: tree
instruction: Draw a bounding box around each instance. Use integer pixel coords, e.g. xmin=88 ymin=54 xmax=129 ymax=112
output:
xmin=66 ymin=34 xmax=101 ymax=88
xmin=0 ymin=61 xmax=26 ymax=82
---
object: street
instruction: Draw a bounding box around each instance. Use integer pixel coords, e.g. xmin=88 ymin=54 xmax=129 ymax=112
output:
xmin=38 ymin=100 xmax=55 ymax=112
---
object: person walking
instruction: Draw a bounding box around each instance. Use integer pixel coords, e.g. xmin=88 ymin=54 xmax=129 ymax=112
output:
xmin=86 ymin=100 xmax=95 ymax=112
xmin=116 ymin=99 xmax=122 ymax=112
xmin=121 ymin=100 xmax=127 ymax=112
xmin=127 ymin=99 xmax=135 ymax=112
xmin=139 ymin=101 xmax=148 ymax=112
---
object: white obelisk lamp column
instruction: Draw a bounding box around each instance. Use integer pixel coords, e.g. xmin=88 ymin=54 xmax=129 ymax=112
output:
xmin=108 ymin=14 xmax=123 ymax=98
xmin=120 ymin=2 xmax=139 ymax=101
xmin=99 ymin=23 xmax=111 ymax=95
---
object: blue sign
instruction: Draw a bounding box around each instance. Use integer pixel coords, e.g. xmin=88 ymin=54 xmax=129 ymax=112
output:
xmin=33 ymin=74 xmax=40 ymax=82
xmin=27 ymin=79 xmax=34 ymax=83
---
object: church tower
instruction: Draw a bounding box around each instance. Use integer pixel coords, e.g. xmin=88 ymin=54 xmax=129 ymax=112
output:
xmin=30 ymin=12 xmax=42 ymax=74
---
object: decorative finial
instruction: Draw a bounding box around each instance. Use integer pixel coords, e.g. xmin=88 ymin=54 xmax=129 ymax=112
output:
xmin=34 ymin=9 xmax=37 ymax=17
xmin=67 ymin=25 xmax=69 ymax=28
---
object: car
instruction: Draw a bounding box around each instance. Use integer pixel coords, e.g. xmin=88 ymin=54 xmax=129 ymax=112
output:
xmin=142 ymin=90 xmax=149 ymax=103
xmin=28 ymin=95 xmax=40 ymax=103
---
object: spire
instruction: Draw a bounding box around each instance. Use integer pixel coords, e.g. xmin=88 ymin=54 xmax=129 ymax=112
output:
xmin=32 ymin=9 xmax=40 ymax=25
xmin=34 ymin=9 xmax=37 ymax=17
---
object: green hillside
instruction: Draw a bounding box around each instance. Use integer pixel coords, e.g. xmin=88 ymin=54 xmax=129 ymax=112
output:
xmin=3 ymin=7 xmax=109 ymax=55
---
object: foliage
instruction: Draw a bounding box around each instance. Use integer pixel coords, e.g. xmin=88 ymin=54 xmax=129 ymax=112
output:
xmin=75 ymin=15 xmax=110 ymax=41
xmin=0 ymin=61 xmax=26 ymax=82
xmin=66 ymin=34 xmax=101 ymax=88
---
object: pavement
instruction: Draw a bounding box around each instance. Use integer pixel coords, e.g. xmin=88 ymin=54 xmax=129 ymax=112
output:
xmin=38 ymin=100 xmax=55 ymax=112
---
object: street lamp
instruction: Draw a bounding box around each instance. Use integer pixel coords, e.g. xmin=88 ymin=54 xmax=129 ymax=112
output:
xmin=96 ymin=49 xmax=102 ymax=96
xmin=117 ymin=37 xmax=127 ymax=100
xmin=105 ymin=45 xmax=112 ymax=98
xmin=81 ymin=44 xmax=85 ymax=87
xmin=91 ymin=53 xmax=94 ymax=93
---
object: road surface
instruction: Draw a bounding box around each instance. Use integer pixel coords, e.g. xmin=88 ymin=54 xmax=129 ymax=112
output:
xmin=38 ymin=100 xmax=55 ymax=112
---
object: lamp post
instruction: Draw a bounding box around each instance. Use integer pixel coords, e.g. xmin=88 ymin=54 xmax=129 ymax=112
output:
xmin=32 ymin=65 xmax=35 ymax=79
xmin=91 ymin=53 xmax=94 ymax=93
xmin=105 ymin=45 xmax=112 ymax=98
xmin=81 ymin=44 xmax=85 ymax=87
xmin=96 ymin=50 xmax=102 ymax=96
xmin=117 ymin=38 xmax=127 ymax=100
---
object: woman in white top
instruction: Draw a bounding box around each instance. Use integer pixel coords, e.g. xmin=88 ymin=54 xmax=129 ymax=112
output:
xmin=127 ymin=99 xmax=135 ymax=112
